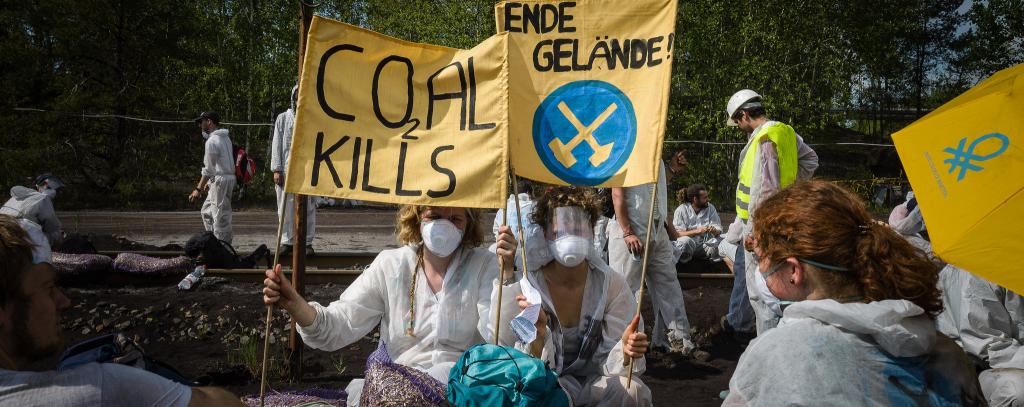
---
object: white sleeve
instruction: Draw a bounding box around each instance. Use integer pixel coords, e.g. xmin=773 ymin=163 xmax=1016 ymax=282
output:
xmin=481 ymin=277 xmax=522 ymax=347
xmin=795 ymin=134 xmax=819 ymax=181
xmin=601 ymin=277 xmax=645 ymax=377
xmin=271 ymin=113 xmax=285 ymax=172
xmin=37 ymin=199 xmax=62 ymax=244
xmin=708 ymin=204 xmax=723 ymax=233
xmin=297 ymin=256 xmax=387 ymax=351
xmin=672 ymin=205 xmax=686 ymax=232
xmin=201 ymin=139 xmax=215 ymax=178
xmin=757 ymin=140 xmax=781 ymax=204
xmin=958 ymin=275 xmax=1024 ymax=369
xmin=98 ymin=363 xmax=191 ymax=407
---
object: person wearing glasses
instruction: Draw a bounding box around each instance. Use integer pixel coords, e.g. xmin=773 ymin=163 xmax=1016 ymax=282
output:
xmin=722 ymin=181 xmax=982 ymax=406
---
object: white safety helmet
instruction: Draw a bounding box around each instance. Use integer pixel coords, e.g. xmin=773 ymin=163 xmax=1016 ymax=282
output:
xmin=726 ymin=89 xmax=762 ymax=127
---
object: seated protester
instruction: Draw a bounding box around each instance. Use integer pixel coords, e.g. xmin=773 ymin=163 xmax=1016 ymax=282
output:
xmin=938 ymin=264 xmax=1024 ymax=406
xmin=263 ymin=206 xmax=518 ymax=406
xmin=0 ymin=215 xmax=241 ymax=407
xmin=671 ymin=184 xmax=723 ymax=264
xmin=724 ymin=181 xmax=983 ymax=406
xmin=1 ymin=174 xmax=64 ymax=246
xmin=505 ymin=187 xmax=652 ymax=406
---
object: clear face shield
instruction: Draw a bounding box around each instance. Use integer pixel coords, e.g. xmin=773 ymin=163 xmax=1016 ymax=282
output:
xmin=546 ymin=207 xmax=593 ymax=267
xmin=546 ymin=206 xmax=594 ymax=241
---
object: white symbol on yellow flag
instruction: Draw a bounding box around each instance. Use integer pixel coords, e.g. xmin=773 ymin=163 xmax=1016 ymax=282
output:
xmin=549 ymin=102 xmax=617 ymax=168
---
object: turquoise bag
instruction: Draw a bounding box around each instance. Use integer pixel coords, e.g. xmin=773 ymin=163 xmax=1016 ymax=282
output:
xmin=447 ymin=344 xmax=569 ymax=407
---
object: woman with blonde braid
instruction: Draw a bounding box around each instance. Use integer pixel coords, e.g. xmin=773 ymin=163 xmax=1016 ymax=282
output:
xmin=723 ymin=181 xmax=983 ymax=406
xmin=263 ymin=206 xmax=518 ymax=406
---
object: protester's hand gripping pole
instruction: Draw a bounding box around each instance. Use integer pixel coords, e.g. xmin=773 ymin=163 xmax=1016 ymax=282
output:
xmin=626 ymin=174 xmax=660 ymax=388
xmin=494 ymin=211 xmax=508 ymax=345
xmin=510 ymin=168 xmax=530 ymax=280
xmin=259 ymin=210 xmax=288 ymax=407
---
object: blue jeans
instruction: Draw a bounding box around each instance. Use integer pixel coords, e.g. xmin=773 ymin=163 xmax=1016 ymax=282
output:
xmin=726 ymin=243 xmax=754 ymax=332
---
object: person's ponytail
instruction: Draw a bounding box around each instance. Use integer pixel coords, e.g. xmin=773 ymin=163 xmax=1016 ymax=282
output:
xmin=852 ymin=221 xmax=942 ymax=317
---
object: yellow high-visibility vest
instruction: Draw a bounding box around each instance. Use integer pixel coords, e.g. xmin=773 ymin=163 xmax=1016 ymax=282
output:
xmin=736 ymin=122 xmax=799 ymax=220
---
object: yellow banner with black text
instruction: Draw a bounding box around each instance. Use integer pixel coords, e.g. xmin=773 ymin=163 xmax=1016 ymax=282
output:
xmin=286 ymin=18 xmax=509 ymax=208
xmin=286 ymin=1 xmax=677 ymax=207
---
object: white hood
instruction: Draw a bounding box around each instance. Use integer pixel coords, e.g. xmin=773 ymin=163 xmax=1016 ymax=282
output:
xmin=209 ymin=128 xmax=230 ymax=138
xmin=782 ymin=299 xmax=936 ymax=357
xmin=9 ymin=185 xmax=38 ymax=200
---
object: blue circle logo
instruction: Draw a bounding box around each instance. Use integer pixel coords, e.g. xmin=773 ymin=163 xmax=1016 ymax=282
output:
xmin=532 ymin=80 xmax=636 ymax=186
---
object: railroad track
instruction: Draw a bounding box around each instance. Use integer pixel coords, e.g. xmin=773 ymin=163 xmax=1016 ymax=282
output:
xmin=78 ymin=250 xmax=734 ymax=288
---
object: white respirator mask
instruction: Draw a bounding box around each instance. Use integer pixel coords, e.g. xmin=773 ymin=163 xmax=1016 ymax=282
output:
xmin=420 ymin=219 xmax=463 ymax=258
xmin=546 ymin=206 xmax=593 ymax=268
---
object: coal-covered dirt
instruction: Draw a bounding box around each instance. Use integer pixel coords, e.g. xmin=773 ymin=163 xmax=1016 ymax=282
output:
xmin=58 ymin=278 xmax=742 ymax=406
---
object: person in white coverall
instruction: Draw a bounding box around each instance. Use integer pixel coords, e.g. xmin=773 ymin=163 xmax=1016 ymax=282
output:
xmin=271 ymin=86 xmax=316 ymax=252
xmin=1 ymin=174 xmax=65 ymax=246
xmin=723 ymin=181 xmax=983 ymax=406
xmin=937 ymin=264 xmax=1024 ymax=406
xmin=262 ymin=205 xmax=519 ymax=406
xmin=671 ymin=184 xmax=722 ymax=264
xmin=502 ymin=187 xmax=651 ymax=406
xmin=607 ymin=161 xmax=696 ymax=355
xmin=721 ymin=89 xmax=819 ymax=335
xmin=188 ymin=112 xmax=235 ymax=244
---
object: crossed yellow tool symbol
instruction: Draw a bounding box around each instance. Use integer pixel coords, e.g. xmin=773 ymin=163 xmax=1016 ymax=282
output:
xmin=548 ymin=101 xmax=616 ymax=168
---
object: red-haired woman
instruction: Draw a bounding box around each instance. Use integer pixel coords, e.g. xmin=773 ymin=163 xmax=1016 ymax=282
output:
xmin=723 ymin=181 xmax=983 ymax=406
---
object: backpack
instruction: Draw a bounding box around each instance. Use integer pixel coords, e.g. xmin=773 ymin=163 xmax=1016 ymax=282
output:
xmin=234 ymin=145 xmax=256 ymax=184
xmin=58 ymin=333 xmax=196 ymax=386
xmin=185 ymin=231 xmax=270 ymax=269
xmin=447 ymin=344 xmax=569 ymax=407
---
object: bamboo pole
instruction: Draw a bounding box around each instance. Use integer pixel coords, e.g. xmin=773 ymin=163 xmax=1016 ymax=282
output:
xmin=626 ymin=171 xmax=660 ymax=388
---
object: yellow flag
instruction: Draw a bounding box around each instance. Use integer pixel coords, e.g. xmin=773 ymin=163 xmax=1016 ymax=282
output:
xmin=497 ymin=0 xmax=678 ymax=186
xmin=893 ymin=63 xmax=1024 ymax=290
xmin=286 ymin=17 xmax=508 ymax=208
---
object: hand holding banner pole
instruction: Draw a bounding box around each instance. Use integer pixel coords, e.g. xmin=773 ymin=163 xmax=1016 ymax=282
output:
xmin=491 ymin=192 xmax=507 ymax=342
xmin=510 ymin=168 xmax=530 ymax=280
xmin=259 ymin=209 xmax=288 ymax=407
xmin=626 ymin=172 xmax=660 ymax=388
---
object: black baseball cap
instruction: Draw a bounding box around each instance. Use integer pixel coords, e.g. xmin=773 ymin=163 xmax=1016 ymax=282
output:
xmin=193 ymin=111 xmax=220 ymax=124
xmin=34 ymin=174 xmax=65 ymax=189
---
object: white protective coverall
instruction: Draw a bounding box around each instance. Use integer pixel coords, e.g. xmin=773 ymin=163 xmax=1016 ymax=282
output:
xmin=271 ymin=86 xmax=316 ymax=247
xmin=939 ymin=265 xmax=1024 ymax=406
xmin=721 ymin=120 xmax=818 ymax=334
xmin=200 ymin=128 xmax=235 ymax=243
xmin=607 ymin=162 xmax=693 ymax=350
xmin=724 ymin=299 xmax=984 ymax=406
xmin=296 ymin=245 xmax=515 ymax=406
xmin=490 ymin=193 xmax=553 ymax=272
xmin=671 ymin=202 xmax=722 ymax=263
xmin=499 ymin=259 xmax=651 ymax=406
xmin=1 ymin=186 xmax=61 ymax=244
